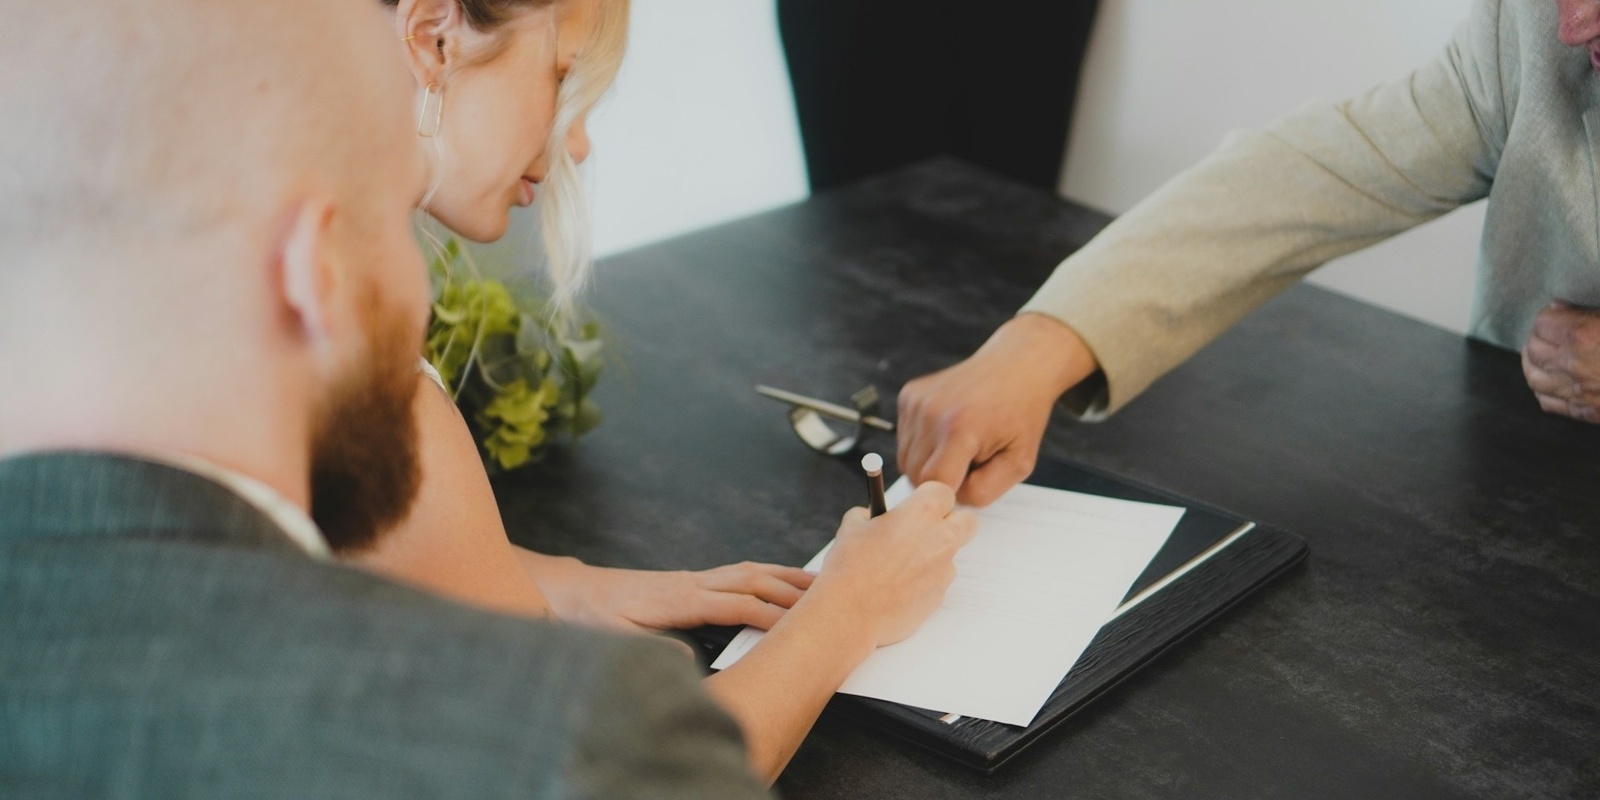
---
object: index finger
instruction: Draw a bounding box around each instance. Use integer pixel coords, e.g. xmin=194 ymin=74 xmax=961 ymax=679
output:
xmin=902 ymin=480 xmax=958 ymax=517
xmin=1525 ymin=360 xmax=1571 ymax=397
xmin=920 ymin=436 xmax=981 ymax=497
xmin=755 ymin=564 xmax=817 ymax=590
xmin=957 ymin=448 xmax=1034 ymax=507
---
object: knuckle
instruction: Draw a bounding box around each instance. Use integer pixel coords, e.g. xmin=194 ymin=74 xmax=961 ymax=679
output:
xmin=935 ymin=412 xmax=976 ymax=441
xmin=1536 ymin=307 xmax=1568 ymax=334
xmin=949 ymin=516 xmax=979 ymax=545
xmin=898 ymin=383 xmax=924 ymax=413
xmin=1576 ymin=314 xmax=1600 ymax=345
xmin=916 ymin=480 xmax=958 ymax=509
xmin=939 ymin=564 xmax=959 ymax=588
xmin=1525 ymin=368 xmax=1555 ymax=392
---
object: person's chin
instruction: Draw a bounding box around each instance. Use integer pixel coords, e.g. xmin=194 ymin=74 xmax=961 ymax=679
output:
xmin=459 ymin=215 xmax=511 ymax=244
xmin=434 ymin=207 xmax=511 ymax=244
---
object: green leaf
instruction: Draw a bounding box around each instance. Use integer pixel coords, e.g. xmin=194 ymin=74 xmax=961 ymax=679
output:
xmin=424 ymin=235 xmax=607 ymax=473
xmin=474 ymin=378 xmax=554 ymax=470
xmin=572 ymin=397 xmax=604 ymax=437
xmin=560 ymin=339 xmax=604 ymax=397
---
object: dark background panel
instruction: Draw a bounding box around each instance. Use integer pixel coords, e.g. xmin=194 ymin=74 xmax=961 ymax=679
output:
xmin=778 ymin=0 xmax=1101 ymax=191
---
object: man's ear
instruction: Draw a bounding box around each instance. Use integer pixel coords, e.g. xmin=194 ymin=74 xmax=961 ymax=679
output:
xmin=279 ymin=198 xmax=341 ymax=353
xmin=392 ymin=0 xmax=464 ymax=87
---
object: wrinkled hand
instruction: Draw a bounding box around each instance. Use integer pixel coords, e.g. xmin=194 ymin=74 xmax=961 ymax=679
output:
xmin=1522 ymin=301 xmax=1600 ymax=424
xmin=813 ymin=482 xmax=979 ymax=646
xmin=898 ymin=314 xmax=1098 ymax=507
xmin=532 ymin=558 xmax=816 ymax=634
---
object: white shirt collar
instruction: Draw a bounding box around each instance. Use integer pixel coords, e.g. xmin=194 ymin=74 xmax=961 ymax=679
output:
xmin=130 ymin=450 xmax=333 ymax=560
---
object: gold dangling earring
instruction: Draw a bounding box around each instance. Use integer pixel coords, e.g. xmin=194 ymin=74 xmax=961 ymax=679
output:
xmin=417 ymin=82 xmax=444 ymax=138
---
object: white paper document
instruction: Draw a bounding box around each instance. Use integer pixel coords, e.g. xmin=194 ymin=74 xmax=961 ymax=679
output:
xmin=710 ymin=478 xmax=1183 ymax=727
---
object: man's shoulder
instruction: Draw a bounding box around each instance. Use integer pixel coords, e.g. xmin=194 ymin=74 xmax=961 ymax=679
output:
xmin=0 ymin=536 xmax=733 ymax=798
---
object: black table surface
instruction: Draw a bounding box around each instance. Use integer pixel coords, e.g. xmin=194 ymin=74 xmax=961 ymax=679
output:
xmin=494 ymin=159 xmax=1600 ymax=799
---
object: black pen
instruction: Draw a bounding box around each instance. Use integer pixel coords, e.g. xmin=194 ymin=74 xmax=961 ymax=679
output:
xmin=862 ymin=453 xmax=888 ymax=517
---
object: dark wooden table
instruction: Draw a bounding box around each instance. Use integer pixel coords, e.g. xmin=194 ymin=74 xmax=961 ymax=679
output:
xmin=495 ymin=159 xmax=1600 ymax=799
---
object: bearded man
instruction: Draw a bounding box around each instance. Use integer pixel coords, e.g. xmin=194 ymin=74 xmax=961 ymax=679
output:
xmin=0 ymin=0 xmax=767 ymax=796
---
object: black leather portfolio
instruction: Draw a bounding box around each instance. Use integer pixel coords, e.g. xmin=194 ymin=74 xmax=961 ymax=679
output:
xmin=697 ymin=457 xmax=1309 ymax=773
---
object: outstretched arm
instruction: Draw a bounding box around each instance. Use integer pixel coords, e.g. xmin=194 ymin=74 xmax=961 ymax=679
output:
xmin=515 ymin=549 xmax=815 ymax=633
xmin=352 ymin=373 xmax=554 ymax=618
xmin=703 ymin=485 xmax=978 ymax=783
xmin=357 ymin=373 xmax=815 ymax=634
xmin=899 ymin=1 xmax=1511 ymax=503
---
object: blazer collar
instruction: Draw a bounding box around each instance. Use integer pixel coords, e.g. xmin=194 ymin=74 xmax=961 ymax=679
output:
xmin=0 ymin=451 xmax=317 ymax=556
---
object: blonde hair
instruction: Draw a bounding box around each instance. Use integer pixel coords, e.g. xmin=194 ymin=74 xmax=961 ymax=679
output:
xmin=537 ymin=0 xmax=629 ymax=323
xmin=391 ymin=0 xmax=629 ymax=322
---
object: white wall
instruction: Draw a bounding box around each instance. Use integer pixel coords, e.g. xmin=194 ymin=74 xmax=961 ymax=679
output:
xmin=1062 ymin=0 xmax=1483 ymax=335
xmin=584 ymin=0 xmax=808 ymax=258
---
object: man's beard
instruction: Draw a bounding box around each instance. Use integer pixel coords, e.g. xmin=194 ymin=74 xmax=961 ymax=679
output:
xmin=308 ymin=292 xmax=423 ymax=554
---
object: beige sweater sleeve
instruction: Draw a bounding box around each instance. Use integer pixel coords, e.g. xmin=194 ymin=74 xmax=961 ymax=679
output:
xmin=1026 ymin=0 xmax=1511 ymax=419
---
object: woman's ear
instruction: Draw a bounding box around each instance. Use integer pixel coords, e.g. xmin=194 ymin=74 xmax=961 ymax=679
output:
xmin=391 ymin=0 xmax=463 ymax=87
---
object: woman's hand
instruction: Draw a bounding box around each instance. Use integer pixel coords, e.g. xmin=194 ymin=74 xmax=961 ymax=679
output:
xmin=515 ymin=551 xmax=815 ymax=634
xmin=810 ymin=481 xmax=980 ymax=646
xmin=701 ymin=481 xmax=978 ymax=781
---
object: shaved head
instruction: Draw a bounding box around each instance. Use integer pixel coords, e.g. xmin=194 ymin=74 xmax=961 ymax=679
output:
xmin=0 ymin=0 xmax=416 ymax=256
xmin=0 ymin=0 xmax=437 ymax=543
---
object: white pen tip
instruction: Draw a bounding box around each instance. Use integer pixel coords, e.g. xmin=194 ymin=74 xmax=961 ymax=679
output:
xmin=861 ymin=453 xmax=884 ymax=474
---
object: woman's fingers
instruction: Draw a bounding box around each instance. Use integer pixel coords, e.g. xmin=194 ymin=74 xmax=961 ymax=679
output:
xmin=747 ymin=575 xmax=806 ymax=608
xmin=702 ymin=561 xmax=815 ymax=588
xmin=698 ymin=593 xmax=787 ymax=629
xmin=699 ymin=568 xmax=808 ymax=608
xmin=761 ymin=564 xmax=817 ymax=590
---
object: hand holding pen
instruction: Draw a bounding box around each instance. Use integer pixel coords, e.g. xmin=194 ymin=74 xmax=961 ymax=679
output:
xmin=817 ymin=478 xmax=978 ymax=646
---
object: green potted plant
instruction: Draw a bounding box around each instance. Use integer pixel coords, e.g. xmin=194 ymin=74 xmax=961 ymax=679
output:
xmin=422 ymin=237 xmax=604 ymax=473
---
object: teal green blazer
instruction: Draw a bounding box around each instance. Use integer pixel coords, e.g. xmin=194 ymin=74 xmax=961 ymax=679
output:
xmin=0 ymin=452 xmax=767 ymax=799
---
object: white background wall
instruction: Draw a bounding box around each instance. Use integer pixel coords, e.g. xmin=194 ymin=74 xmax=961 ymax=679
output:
xmin=584 ymin=0 xmax=808 ymax=258
xmin=1062 ymin=0 xmax=1484 ymax=335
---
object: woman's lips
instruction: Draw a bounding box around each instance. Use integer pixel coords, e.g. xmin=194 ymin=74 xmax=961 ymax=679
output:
xmin=1590 ymin=45 xmax=1600 ymax=72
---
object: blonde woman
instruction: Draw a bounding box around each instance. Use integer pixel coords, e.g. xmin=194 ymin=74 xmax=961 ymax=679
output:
xmin=343 ymin=0 xmax=977 ymax=783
